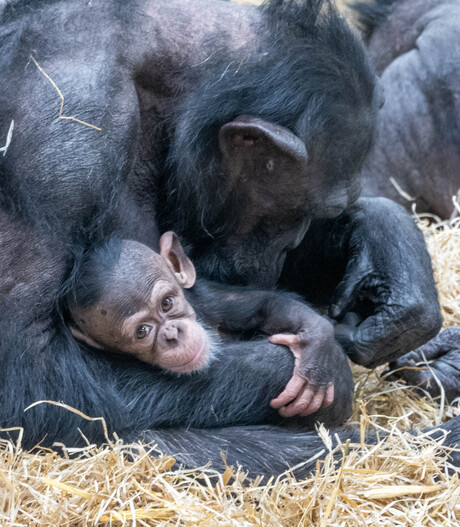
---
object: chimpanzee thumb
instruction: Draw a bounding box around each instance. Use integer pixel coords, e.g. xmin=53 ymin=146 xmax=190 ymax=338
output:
xmin=329 ymin=257 xmax=370 ymax=319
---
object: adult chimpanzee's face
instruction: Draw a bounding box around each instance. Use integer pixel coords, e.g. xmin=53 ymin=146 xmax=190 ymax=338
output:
xmin=70 ymin=234 xmax=211 ymax=374
xmin=205 ymin=110 xmax=376 ymax=286
xmin=219 ymin=115 xmax=368 ymax=225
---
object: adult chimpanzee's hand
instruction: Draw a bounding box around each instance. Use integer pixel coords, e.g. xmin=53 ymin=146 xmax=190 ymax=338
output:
xmin=282 ymin=198 xmax=443 ymax=370
xmin=268 ymin=328 xmax=337 ymax=417
xmin=330 ymin=198 xmax=442 ymax=368
xmin=386 ymin=327 xmax=460 ymax=401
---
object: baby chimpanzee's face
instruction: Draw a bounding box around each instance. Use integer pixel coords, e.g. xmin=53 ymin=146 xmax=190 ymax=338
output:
xmin=70 ymin=233 xmax=210 ymax=374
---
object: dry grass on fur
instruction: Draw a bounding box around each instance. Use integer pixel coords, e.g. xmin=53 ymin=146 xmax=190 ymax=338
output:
xmin=0 ymin=216 xmax=459 ymax=526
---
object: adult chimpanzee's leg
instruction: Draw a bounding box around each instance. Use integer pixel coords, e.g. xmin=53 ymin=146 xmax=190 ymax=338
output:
xmin=281 ymin=197 xmax=442 ymax=368
xmin=135 ymin=425 xmax=364 ymax=479
xmin=135 ymin=416 xmax=460 ymax=479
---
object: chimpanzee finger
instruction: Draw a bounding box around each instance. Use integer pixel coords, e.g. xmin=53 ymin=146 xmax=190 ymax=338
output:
xmin=335 ymin=309 xmax=416 ymax=368
xmin=322 ymin=384 xmax=334 ymax=408
xmin=385 ymin=364 xmax=431 ymax=386
xmin=387 ymin=339 xmax=460 ymax=401
xmin=269 ymin=334 xmax=301 ymax=359
xmin=270 ymin=374 xmax=306 ymax=408
xmin=278 ymin=384 xmax=316 ymax=418
xmin=299 ymin=389 xmax=327 ymax=416
xmin=329 ymin=257 xmax=369 ymax=319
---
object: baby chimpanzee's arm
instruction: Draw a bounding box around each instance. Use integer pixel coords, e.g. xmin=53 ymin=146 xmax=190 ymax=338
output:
xmin=189 ymin=280 xmax=347 ymax=417
xmin=189 ymin=280 xmax=320 ymax=335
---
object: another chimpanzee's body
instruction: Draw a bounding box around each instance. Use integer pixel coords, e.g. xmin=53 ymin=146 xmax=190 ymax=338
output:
xmin=355 ymin=0 xmax=460 ymax=219
xmin=0 ymin=0 xmax=458 ymax=477
xmin=351 ymin=0 xmax=460 ymax=393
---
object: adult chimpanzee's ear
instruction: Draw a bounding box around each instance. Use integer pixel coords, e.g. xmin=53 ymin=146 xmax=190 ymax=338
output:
xmin=159 ymin=232 xmax=196 ymax=289
xmin=219 ymin=115 xmax=308 ymax=183
xmin=70 ymin=326 xmax=105 ymax=350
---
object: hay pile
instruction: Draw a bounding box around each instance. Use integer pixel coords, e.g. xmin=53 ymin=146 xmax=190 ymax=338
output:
xmin=0 ymin=217 xmax=459 ymax=526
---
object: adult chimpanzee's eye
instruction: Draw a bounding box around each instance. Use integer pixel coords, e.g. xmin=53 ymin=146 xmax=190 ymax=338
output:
xmin=136 ymin=325 xmax=151 ymax=340
xmin=161 ymin=296 xmax=174 ymax=312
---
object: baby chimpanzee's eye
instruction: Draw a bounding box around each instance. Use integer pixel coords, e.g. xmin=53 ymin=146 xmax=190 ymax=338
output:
xmin=161 ymin=296 xmax=174 ymax=312
xmin=136 ymin=325 xmax=151 ymax=340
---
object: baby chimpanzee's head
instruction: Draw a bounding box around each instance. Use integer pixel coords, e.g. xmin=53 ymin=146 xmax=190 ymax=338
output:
xmin=68 ymin=233 xmax=210 ymax=373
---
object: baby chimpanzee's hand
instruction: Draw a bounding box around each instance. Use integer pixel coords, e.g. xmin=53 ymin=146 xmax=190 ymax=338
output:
xmin=269 ymin=320 xmax=337 ymax=417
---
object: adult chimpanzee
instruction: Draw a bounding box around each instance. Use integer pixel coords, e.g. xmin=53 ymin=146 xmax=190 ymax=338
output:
xmin=0 ymin=0 xmax=458 ymax=478
xmin=355 ymin=0 xmax=460 ymax=219
xmin=350 ymin=0 xmax=460 ymax=397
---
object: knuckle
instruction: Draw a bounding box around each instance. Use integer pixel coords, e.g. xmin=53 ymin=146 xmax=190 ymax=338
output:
xmin=296 ymin=368 xmax=309 ymax=380
xmin=294 ymin=401 xmax=308 ymax=413
xmin=308 ymin=399 xmax=323 ymax=415
xmin=297 ymin=332 xmax=309 ymax=347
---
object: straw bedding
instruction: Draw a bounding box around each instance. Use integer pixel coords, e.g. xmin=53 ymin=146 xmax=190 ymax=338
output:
xmin=1 ymin=0 xmax=459 ymax=522
xmin=0 ymin=216 xmax=458 ymax=526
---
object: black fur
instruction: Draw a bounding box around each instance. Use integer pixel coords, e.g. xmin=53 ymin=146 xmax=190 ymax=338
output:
xmin=357 ymin=0 xmax=460 ymax=386
xmin=68 ymin=238 xmax=123 ymax=309
xmin=351 ymin=0 xmax=399 ymax=40
xmin=0 ymin=0 xmax=453 ymax=477
xmin=165 ymin=0 xmax=376 ymax=245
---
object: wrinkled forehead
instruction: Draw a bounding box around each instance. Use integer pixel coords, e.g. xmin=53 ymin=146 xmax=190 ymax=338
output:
xmin=70 ymin=242 xmax=164 ymax=335
xmin=115 ymin=240 xmax=183 ymax=288
xmin=72 ymin=241 xmax=189 ymax=341
xmin=103 ymin=241 xmax=174 ymax=318
xmin=117 ymin=240 xmax=165 ymax=279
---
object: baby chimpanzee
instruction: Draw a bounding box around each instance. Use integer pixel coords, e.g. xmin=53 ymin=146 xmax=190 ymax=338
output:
xmin=67 ymin=232 xmax=343 ymax=417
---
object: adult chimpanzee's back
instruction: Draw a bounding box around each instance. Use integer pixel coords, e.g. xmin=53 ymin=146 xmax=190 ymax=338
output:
xmin=355 ymin=0 xmax=460 ymax=219
xmin=0 ymin=0 xmax=457 ymax=478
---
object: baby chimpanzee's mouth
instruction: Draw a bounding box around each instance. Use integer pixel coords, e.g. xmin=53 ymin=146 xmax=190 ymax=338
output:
xmin=167 ymin=337 xmax=210 ymax=374
xmin=179 ymin=348 xmax=203 ymax=368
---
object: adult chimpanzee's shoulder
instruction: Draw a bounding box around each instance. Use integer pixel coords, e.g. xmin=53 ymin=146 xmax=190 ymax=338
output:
xmin=351 ymin=0 xmax=399 ymax=40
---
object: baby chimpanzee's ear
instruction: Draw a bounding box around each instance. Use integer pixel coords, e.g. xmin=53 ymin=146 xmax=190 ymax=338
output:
xmin=70 ymin=326 xmax=105 ymax=350
xmin=159 ymin=232 xmax=196 ymax=288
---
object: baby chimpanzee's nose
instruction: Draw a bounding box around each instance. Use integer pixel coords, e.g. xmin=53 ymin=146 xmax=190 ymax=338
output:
xmin=159 ymin=321 xmax=185 ymax=348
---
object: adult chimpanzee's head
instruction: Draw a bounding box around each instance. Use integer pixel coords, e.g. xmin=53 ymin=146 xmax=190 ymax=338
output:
xmin=67 ymin=234 xmax=211 ymax=374
xmin=164 ymin=0 xmax=382 ymax=286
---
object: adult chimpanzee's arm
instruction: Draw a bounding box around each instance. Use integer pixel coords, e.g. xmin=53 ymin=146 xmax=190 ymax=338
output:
xmin=0 ymin=319 xmax=353 ymax=452
xmin=115 ymin=337 xmax=353 ymax=431
xmin=281 ymin=197 xmax=442 ymax=368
